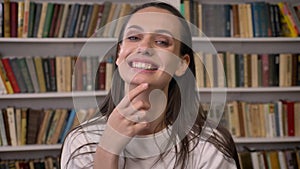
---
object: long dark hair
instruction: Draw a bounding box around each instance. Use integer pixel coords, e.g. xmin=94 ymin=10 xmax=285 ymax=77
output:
xmin=62 ymin=2 xmax=240 ymax=169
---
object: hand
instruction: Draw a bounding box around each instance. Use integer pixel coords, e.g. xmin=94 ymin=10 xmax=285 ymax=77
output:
xmin=99 ymin=83 xmax=150 ymax=155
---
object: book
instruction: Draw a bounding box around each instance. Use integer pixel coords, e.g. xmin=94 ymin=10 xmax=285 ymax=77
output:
xmin=96 ymin=1 xmax=112 ymax=37
xmin=32 ymin=3 xmax=42 ymax=37
xmin=15 ymin=108 xmax=21 ymax=145
xmin=107 ymin=3 xmax=122 ymax=37
xmin=87 ymin=4 xmax=100 ymax=37
xmin=36 ymin=109 xmax=53 ymax=144
xmin=47 ymin=108 xmax=68 ymax=144
xmin=37 ymin=2 xmax=48 ymax=38
xmin=201 ymin=4 xmax=231 ymax=37
xmin=0 ymin=70 xmax=6 ymax=94
xmin=3 ymin=0 xmax=10 ymax=37
xmin=73 ymin=3 xmax=84 ymax=38
xmin=46 ymin=109 xmax=62 ymax=144
xmin=1 ymin=57 xmax=20 ymax=93
xmin=53 ymin=4 xmax=64 ymax=37
xmin=48 ymin=3 xmax=60 ymax=37
xmin=113 ymin=3 xmax=131 ymax=37
xmin=20 ymin=108 xmax=28 ymax=145
xmin=17 ymin=1 xmax=24 ymax=37
xmin=25 ymin=56 xmax=39 ymax=93
xmin=58 ymin=109 xmax=76 ymax=143
xmin=279 ymin=53 xmax=292 ymax=87
xmin=0 ymin=60 xmax=12 ymax=94
xmin=10 ymin=57 xmax=27 ymax=93
xmin=77 ymin=4 xmax=89 ymax=37
xmin=2 ymin=108 xmax=11 ymax=145
xmin=22 ymin=0 xmax=30 ymax=37
xmin=26 ymin=108 xmax=43 ymax=144
xmin=58 ymin=3 xmax=70 ymax=38
xmin=66 ymin=3 xmax=80 ymax=37
xmin=0 ymin=3 xmax=3 ymax=37
xmin=278 ymin=2 xmax=299 ymax=37
xmin=49 ymin=57 xmax=57 ymax=92
xmin=41 ymin=57 xmax=51 ymax=92
xmin=6 ymin=107 xmax=17 ymax=146
xmin=0 ymin=109 xmax=8 ymax=146
xmin=9 ymin=2 xmax=18 ymax=37
xmin=17 ymin=57 xmax=34 ymax=93
xmin=42 ymin=2 xmax=54 ymax=37
xmin=27 ymin=2 xmax=36 ymax=37
xmin=34 ymin=57 xmax=46 ymax=92
xmin=81 ymin=4 xmax=93 ymax=37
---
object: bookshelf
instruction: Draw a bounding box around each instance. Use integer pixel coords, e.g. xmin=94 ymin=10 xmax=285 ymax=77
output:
xmin=1 ymin=37 xmax=300 ymax=159
xmin=0 ymin=0 xmax=300 ymax=168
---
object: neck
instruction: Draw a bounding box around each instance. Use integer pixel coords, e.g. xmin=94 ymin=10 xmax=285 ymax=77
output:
xmin=126 ymin=83 xmax=168 ymax=135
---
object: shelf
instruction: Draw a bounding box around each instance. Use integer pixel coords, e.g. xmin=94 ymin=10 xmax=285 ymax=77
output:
xmin=0 ymin=37 xmax=116 ymax=43
xmin=0 ymin=137 xmax=299 ymax=152
xmin=0 ymin=87 xmax=299 ymax=99
xmin=197 ymin=87 xmax=300 ymax=92
xmin=234 ymin=137 xmax=300 ymax=144
xmin=0 ymin=144 xmax=61 ymax=152
xmin=1 ymin=37 xmax=300 ymax=42
xmin=0 ymin=91 xmax=108 ymax=99
xmin=192 ymin=37 xmax=300 ymax=42
xmin=1 ymin=37 xmax=300 ymax=55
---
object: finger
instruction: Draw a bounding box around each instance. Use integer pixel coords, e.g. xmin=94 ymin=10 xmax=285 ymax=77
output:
xmin=128 ymin=110 xmax=147 ymax=123
xmin=133 ymin=121 xmax=150 ymax=133
xmin=121 ymin=100 xmax=150 ymax=117
xmin=117 ymin=83 xmax=149 ymax=108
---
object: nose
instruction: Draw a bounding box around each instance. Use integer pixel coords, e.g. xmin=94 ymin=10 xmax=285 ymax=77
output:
xmin=137 ymin=36 xmax=154 ymax=56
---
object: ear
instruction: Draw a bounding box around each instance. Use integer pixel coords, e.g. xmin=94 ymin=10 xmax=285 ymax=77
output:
xmin=175 ymin=54 xmax=190 ymax=77
xmin=116 ymin=44 xmax=122 ymax=66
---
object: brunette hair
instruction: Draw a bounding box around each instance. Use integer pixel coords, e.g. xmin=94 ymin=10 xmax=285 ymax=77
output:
xmin=62 ymin=2 xmax=241 ymax=169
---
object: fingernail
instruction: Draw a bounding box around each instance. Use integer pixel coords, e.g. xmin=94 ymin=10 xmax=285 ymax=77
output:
xmin=142 ymin=83 xmax=148 ymax=88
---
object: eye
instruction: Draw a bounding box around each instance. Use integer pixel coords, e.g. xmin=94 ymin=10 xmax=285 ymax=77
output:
xmin=155 ymin=39 xmax=170 ymax=47
xmin=126 ymin=35 xmax=140 ymax=41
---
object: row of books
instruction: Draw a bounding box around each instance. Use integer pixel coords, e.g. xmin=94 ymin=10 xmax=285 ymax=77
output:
xmin=0 ymin=106 xmax=98 ymax=146
xmin=182 ymin=1 xmax=300 ymax=37
xmin=1 ymin=52 xmax=300 ymax=95
xmin=202 ymin=100 xmax=300 ymax=138
xmin=0 ymin=56 xmax=114 ymax=94
xmin=0 ymin=156 xmax=60 ymax=169
xmin=0 ymin=0 xmax=133 ymax=38
xmin=195 ymin=52 xmax=300 ymax=88
xmin=238 ymin=149 xmax=300 ymax=169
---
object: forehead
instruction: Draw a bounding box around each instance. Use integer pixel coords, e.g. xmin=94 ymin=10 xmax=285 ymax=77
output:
xmin=125 ymin=7 xmax=181 ymax=38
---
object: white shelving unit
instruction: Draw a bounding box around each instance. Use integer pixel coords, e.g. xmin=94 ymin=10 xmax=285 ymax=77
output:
xmin=1 ymin=37 xmax=300 ymax=159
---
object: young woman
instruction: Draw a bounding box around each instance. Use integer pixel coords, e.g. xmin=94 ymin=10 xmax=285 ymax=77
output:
xmin=61 ymin=2 xmax=240 ymax=169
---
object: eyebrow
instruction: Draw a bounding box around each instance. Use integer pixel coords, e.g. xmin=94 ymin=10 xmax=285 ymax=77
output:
xmin=126 ymin=25 xmax=174 ymax=37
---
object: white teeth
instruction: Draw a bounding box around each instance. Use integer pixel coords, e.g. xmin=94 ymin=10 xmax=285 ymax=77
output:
xmin=131 ymin=62 xmax=156 ymax=70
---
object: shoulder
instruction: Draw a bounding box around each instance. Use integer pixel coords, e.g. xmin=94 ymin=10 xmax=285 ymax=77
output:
xmin=188 ymin=124 xmax=238 ymax=169
xmin=191 ymin=140 xmax=237 ymax=169
xmin=60 ymin=116 xmax=107 ymax=169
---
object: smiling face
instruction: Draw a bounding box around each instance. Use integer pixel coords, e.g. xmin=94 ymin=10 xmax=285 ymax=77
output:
xmin=117 ymin=7 xmax=189 ymax=93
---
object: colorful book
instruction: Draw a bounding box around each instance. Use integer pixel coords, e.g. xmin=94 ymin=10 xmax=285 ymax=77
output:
xmin=1 ymin=57 xmax=20 ymax=93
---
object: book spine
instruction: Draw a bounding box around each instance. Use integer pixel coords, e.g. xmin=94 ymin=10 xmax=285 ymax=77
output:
xmin=17 ymin=1 xmax=24 ymax=37
xmin=1 ymin=57 xmax=20 ymax=93
xmin=22 ymin=0 xmax=30 ymax=38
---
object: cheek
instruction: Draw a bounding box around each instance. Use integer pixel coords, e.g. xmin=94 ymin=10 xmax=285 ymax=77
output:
xmin=117 ymin=45 xmax=135 ymax=64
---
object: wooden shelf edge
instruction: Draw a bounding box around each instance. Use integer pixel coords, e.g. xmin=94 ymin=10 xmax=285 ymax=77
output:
xmin=198 ymin=87 xmax=300 ymax=92
xmin=234 ymin=137 xmax=300 ymax=143
xmin=0 ymin=91 xmax=109 ymax=99
xmin=1 ymin=137 xmax=300 ymax=152
xmin=0 ymin=144 xmax=61 ymax=152
xmin=0 ymin=87 xmax=299 ymax=99
xmin=1 ymin=37 xmax=300 ymax=43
